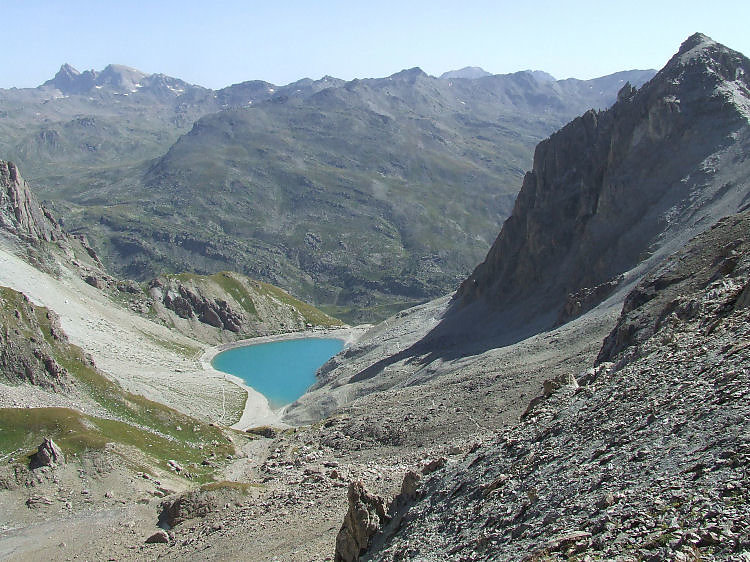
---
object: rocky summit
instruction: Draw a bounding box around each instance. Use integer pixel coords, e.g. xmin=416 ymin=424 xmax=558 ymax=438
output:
xmin=0 ymin=32 xmax=748 ymax=562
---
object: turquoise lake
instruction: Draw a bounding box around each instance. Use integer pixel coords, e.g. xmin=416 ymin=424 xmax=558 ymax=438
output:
xmin=211 ymin=338 xmax=345 ymax=409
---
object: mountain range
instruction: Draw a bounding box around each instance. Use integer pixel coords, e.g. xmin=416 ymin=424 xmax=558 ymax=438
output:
xmin=0 ymin=62 xmax=654 ymax=321
xmin=0 ymin=32 xmax=748 ymax=561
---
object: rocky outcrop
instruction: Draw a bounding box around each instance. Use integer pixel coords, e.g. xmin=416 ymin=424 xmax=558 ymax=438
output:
xmin=160 ymin=490 xmax=224 ymax=528
xmin=455 ymin=33 xmax=750 ymax=329
xmin=597 ymin=209 xmax=750 ymax=364
xmin=0 ymin=160 xmax=108 ymax=287
xmin=334 ymin=481 xmax=388 ymax=562
xmin=558 ymin=276 xmax=622 ymax=324
xmin=0 ymin=287 xmax=72 ymax=391
xmin=151 ymin=278 xmax=244 ymax=333
xmin=148 ymin=272 xmax=341 ymax=344
xmin=29 ymin=438 xmax=64 ymax=469
xmin=0 ymin=161 xmax=63 ymax=244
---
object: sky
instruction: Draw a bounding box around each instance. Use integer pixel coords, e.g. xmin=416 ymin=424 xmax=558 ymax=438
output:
xmin=3 ymin=0 xmax=749 ymax=89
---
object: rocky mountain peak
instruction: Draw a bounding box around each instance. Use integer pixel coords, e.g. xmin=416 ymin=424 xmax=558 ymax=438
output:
xmin=451 ymin=33 xmax=750 ymax=335
xmin=0 ymin=160 xmax=63 ymax=244
xmin=440 ymin=66 xmax=492 ymax=80
xmin=660 ymin=32 xmax=750 ymax=115
xmin=97 ymin=64 xmax=148 ymax=91
xmin=678 ymin=32 xmax=715 ymax=55
xmin=43 ymin=63 xmax=93 ymax=94
xmin=56 ymin=63 xmax=80 ymax=79
xmin=389 ymin=67 xmax=428 ymax=82
xmin=40 ymin=63 xmax=198 ymax=97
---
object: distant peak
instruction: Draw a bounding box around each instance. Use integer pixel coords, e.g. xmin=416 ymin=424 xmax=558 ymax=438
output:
xmin=523 ymin=70 xmax=556 ymax=83
xmin=440 ymin=66 xmax=492 ymax=80
xmin=99 ymin=64 xmax=148 ymax=83
xmin=390 ymin=67 xmax=427 ymax=80
xmin=57 ymin=63 xmax=80 ymax=77
xmin=42 ymin=63 xmax=92 ymax=93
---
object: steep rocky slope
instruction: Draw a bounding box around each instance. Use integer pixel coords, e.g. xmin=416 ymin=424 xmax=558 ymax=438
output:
xmin=452 ymin=32 xmax=750 ymax=336
xmin=0 ymin=161 xmax=63 ymax=244
xmin=360 ymin=208 xmax=750 ymax=561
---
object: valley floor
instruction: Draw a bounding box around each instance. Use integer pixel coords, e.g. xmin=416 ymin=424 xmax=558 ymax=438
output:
xmin=0 ymin=282 xmax=618 ymax=560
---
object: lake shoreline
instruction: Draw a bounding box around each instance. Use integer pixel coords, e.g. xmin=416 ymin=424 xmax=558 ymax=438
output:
xmin=200 ymin=325 xmax=371 ymax=430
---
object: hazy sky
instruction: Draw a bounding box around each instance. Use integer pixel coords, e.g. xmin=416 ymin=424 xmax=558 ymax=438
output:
xmin=3 ymin=1 xmax=749 ymax=89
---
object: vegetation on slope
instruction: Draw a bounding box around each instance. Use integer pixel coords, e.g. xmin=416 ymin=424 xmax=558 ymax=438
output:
xmin=0 ymin=286 xmax=233 ymax=480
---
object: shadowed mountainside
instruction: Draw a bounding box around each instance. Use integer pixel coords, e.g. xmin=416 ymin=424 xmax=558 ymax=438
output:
xmin=432 ymin=31 xmax=750 ymax=351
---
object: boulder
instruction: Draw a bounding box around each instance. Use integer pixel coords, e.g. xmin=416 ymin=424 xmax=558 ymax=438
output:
xmin=145 ymin=530 xmax=170 ymax=544
xmin=29 ymin=438 xmax=64 ymax=469
xmin=245 ymin=425 xmax=279 ymax=438
xmin=421 ymin=456 xmax=447 ymax=475
xmin=159 ymin=489 xmax=221 ymax=528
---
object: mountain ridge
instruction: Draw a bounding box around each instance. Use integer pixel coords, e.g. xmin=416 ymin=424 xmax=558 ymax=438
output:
xmin=21 ymin=64 xmax=654 ymax=321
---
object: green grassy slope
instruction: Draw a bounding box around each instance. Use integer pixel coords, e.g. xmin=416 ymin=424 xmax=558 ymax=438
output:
xmin=0 ymin=286 xmax=233 ymax=480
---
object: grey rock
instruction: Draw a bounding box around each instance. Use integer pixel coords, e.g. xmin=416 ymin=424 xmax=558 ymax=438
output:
xmin=334 ymin=481 xmax=388 ymax=562
xmin=421 ymin=457 xmax=447 ymax=475
xmin=0 ymin=161 xmax=63 ymax=244
xmin=29 ymin=438 xmax=64 ymax=469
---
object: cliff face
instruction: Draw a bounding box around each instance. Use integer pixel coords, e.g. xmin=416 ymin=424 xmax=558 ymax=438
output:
xmin=0 ymin=161 xmax=63 ymax=244
xmin=147 ymin=272 xmax=342 ymax=344
xmin=456 ymin=33 xmax=750 ymax=325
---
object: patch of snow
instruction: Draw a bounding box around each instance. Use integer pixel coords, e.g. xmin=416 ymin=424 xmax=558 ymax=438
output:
xmin=95 ymin=85 xmax=103 ymax=89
